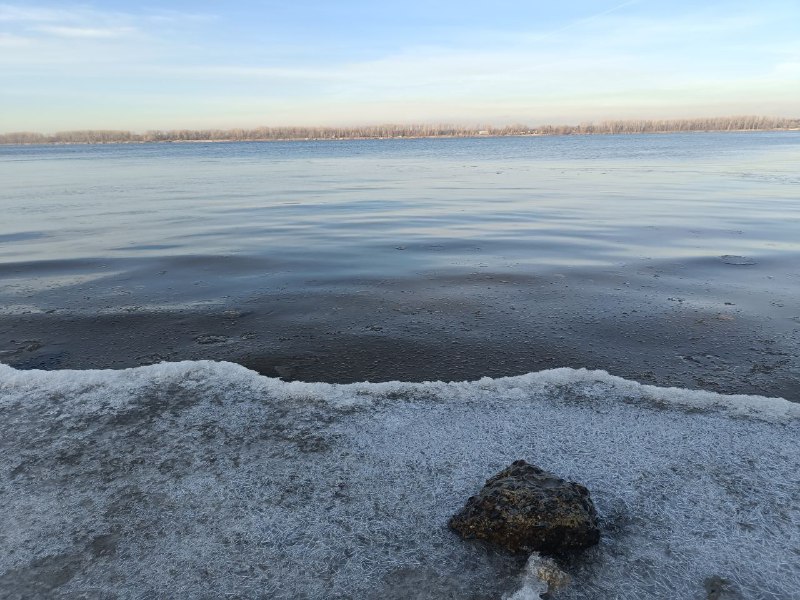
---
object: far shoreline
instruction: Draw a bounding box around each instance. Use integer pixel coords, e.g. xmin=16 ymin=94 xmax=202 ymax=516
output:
xmin=2 ymin=116 xmax=798 ymax=146
xmin=2 ymin=127 xmax=800 ymax=147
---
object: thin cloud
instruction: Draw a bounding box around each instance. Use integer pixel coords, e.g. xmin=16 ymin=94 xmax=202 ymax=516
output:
xmin=0 ymin=4 xmax=123 ymax=24
xmin=0 ymin=5 xmax=64 ymax=22
xmin=34 ymin=25 xmax=137 ymax=39
xmin=0 ymin=3 xmax=211 ymax=32
xmin=144 ymin=9 xmax=217 ymax=24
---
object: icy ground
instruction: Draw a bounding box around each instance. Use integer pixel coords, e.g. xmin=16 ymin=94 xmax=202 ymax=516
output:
xmin=1 ymin=361 xmax=798 ymax=599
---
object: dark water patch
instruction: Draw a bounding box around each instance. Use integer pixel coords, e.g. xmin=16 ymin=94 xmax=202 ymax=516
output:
xmin=1 ymin=253 xmax=797 ymax=399
xmin=110 ymin=243 xmax=181 ymax=251
xmin=0 ymin=231 xmax=46 ymax=244
xmin=720 ymin=255 xmax=757 ymax=266
xmin=0 ymin=258 xmax=127 ymax=277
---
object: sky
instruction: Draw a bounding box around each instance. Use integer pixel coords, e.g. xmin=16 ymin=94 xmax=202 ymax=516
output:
xmin=1 ymin=1 xmax=799 ymax=132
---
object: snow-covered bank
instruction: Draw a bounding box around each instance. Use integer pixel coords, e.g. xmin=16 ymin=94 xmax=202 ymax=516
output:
xmin=1 ymin=361 xmax=798 ymax=598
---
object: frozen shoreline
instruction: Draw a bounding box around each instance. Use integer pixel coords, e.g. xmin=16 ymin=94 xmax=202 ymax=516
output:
xmin=2 ymin=361 xmax=798 ymax=598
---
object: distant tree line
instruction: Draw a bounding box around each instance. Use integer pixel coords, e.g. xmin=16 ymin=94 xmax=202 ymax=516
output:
xmin=2 ymin=116 xmax=798 ymax=145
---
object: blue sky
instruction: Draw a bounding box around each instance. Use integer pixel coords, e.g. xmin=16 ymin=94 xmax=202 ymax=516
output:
xmin=1 ymin=1 xmax=798 ymax=132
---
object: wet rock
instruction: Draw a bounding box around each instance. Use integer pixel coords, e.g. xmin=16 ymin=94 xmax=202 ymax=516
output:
xmin=449 ymin=460 xmax=600 ymax=555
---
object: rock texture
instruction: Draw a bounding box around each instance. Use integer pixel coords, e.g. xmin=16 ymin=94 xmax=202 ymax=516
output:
xmin=449 ymin=460 xmax=600 ymax=554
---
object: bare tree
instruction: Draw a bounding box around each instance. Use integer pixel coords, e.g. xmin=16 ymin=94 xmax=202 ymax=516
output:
xmin=2 ymin=116 xmax=798 ymax=145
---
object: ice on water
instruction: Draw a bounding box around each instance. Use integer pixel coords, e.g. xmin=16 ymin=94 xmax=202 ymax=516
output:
xmin=1 ymin=361 xmax=798 ymax=599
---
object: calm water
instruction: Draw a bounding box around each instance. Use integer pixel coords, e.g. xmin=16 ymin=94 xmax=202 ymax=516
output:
xmin=0 ymin=132 xmax=799 ymax=397
xmin=2 ymin=133 xmax=800 ymax=599
xmin=1 ymin=133 xmax=799 ymax=297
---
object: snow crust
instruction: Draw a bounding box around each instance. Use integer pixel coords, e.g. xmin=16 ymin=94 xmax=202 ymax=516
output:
xmin=1 ymin=361 xmax=798 ymax=599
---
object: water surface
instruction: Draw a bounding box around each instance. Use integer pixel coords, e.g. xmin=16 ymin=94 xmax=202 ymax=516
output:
xmin=1 ymin=133 xmax=798 ymax=396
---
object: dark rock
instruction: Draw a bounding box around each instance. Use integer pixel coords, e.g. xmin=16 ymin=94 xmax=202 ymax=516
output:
xmin=704 ymin=575 xmax=742 ymax=600
xmin=449 ymin=460 xmax=600 ymax=554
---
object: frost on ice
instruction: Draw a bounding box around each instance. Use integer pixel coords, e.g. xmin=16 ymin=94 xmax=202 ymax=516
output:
xmin=0 ymin=361 xmax=798 ymax=599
